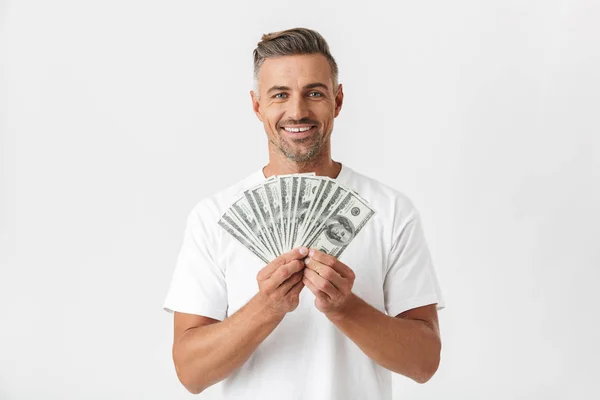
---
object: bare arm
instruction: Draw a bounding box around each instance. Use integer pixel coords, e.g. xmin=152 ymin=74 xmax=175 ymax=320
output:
xmin=172 ymin=297 xmax=283 ymax=394
xmin=171 ymin=247 xmax=309 ymax=394
xmin=302 ymin=249 xmax=441 ymax=384
xmin=328 ymin=297 xmax=441 ymax=384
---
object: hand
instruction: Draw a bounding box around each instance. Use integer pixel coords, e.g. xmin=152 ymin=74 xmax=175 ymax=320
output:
xmin=256 ymin=247 xmax=308 ymax=318
xmin=302 ymin=249 xmax=356 ymax=319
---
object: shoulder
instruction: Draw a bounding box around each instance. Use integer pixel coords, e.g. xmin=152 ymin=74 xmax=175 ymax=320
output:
xmin=344 ymin=167 xmax=418 ymax=224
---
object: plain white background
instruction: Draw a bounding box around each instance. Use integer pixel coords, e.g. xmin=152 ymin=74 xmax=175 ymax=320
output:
xmin=1 ymin=0 xmax=599 ymax=399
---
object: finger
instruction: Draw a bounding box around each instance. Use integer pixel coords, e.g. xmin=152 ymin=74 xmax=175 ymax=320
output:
xmin=302 ymin=275 xmax=330 ymax=301
xmin=285 ymin=277 xmax=305 ymax=296
xmin=304 ymin=258 xmax=345 ymax=290
xmin=277 ymin=271 xmax=304 ymax=299
xmin=302 ymin=274 xmax=319 ymax=296
xmin=257 ymin=247 xmax=309 ymax=281
xmin=271 ymin=259 xmax=305 ymax=288
xmin=308 ymin=248 xmax=355 ymax=280
xmin=276 ymin=269 xmax=304 ymax=295
xmin=303 ymin=268 xmax=337 ymax=299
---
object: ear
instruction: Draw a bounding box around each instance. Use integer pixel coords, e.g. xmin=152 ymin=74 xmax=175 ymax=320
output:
xmin=333 ymin=83 xmax=344 ymax=118
xmin=250 ymin=90 xmax=263 ymax=122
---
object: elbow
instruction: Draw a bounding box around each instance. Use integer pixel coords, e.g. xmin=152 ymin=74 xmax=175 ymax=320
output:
xmin=413 ymin=365 xmax=438 ymax=384
xmin=176 ymin=365 xmax=206 ymax=395
xmin=173 ymin=353 xmax=206 ymax=395
xmin=413 ymin=339 xmax=441 ymax=384
xmin=185 ymin=384 xmax=205 ymax=396
xmin=413 ymin=357 xmax=440 ymax=384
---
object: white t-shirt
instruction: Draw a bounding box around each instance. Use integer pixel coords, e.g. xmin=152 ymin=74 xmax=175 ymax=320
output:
xmin=163 ymin=163 xmax=445 ymax=399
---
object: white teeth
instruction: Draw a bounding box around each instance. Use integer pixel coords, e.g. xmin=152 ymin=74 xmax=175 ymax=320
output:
xmin=284 ymin=126 xmax=312 ymax=133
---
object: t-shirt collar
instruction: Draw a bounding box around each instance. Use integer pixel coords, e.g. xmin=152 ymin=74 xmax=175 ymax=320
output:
xmin=252 ymin=162 xmax=349 ymax=182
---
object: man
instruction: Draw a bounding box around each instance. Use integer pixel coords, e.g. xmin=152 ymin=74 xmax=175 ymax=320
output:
xmin=163 ymin=27 xmax=445 ymax=399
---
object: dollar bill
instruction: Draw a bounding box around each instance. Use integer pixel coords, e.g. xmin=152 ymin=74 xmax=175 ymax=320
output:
xmin=243 ymin=186 xmax=280 ymax=257
xmin=279 ymin=176 xmax=293 ymax=251
xmin=231 ymin=194 xmax=277 ymax=258
xmin=301 ymin=181 xmax=349 ymax=246
xmin=250 ymin=185 xmax=283 ymax=255
xmin=263 ymin=179 xmax=285 ymax=254
xmin=295 ymin=178 xmax=334 ymax=246
xmin=306 ymin=191 xmax=375 ymax=257
xmin=291 ymin=176 xmax=325 ymax=248
xmin=218 ymin=171 xmax=375 ymax=262
xmin=287 ymin=176 xmax=301 ymax=251
xmin=272 ymin=173 xmax=318 ymax=250
xmin=218 ymin=216 xmax=270 ymax=263
xmin=295 ymin=178 xmax=327 ymax=246
xmin=221 ymin=210 xmax=273 ymax=258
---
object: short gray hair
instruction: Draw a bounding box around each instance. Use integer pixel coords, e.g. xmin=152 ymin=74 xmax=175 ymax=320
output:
xmin=253 ymin=28 xmax=339 ymax=97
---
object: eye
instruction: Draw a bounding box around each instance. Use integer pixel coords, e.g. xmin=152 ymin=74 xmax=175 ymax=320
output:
xmin=308 ymin=91 xmax=323 ymax=97
xmin=273 ymin=93 xmax=288 ymax=99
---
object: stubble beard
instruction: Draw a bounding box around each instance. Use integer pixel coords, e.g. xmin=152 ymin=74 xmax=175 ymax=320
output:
xmin=274 ymin=132 xmax=324 ymax=163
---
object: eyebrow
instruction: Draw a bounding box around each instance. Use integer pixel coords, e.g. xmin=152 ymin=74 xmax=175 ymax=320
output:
xmin=266 ymin=82 xmax=330 ymax=94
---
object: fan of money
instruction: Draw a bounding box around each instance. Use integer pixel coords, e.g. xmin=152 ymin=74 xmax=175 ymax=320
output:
xmin=218 ymin=173 xmax=375 ymax=264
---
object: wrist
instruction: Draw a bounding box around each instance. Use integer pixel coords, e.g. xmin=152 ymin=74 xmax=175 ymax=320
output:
xmin=325 ymin=293 xmax=360 ymax=323
xmin=251 ymin=293 xmax=287 ymax=323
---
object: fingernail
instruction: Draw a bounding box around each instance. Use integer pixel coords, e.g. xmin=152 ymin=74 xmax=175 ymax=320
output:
xmin=299 ymin=247 xmax=308 ymax=255
xmin=308 ymin=249 xmax=314 ymax=257
xmin=304 ymin=258 xmax=311 ymax=265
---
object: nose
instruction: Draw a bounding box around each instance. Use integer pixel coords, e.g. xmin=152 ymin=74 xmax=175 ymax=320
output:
xmin=287 ymin=95 xmax=310 ymax=121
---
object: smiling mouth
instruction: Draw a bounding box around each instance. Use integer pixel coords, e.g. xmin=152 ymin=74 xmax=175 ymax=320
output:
xmin=280 ymin=125 xmax=319 ymax=141
xmin=280 ymin=125 xmax=317 ymax=133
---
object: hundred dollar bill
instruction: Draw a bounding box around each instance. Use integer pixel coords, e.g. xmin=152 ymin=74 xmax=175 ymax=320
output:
xmin=287 ymin=176 xmax=301 ymax=251
xmin=263 ymin=179 xmax=285 ymax=254
xmin=250 ymin=185 xmax=283 ymax=255
xmin=279 ymin=176 xmax=293 ymax=251
xmin=218 ymin=172 xmax=377 ymax=260
xmin=231 ymin=194 xmax=278 ymax=258
xmin=295 ymin=178 xmax=334 ymax=246
xmin=288 ymin=175 xmax=300 ymax=249
xmin=277 ymin=173 xmax=317 ymax=251
xmin=296 ymin=176 xmax=327 ymax=246
xmin=306 ymin=191 xmax=375 ymax=258
xmin=291 ymin=176 xmax=326 ymax=248
xmin=221 ymin=210 xmax=273 ymax=259
xmin=243 ymin=185 xmax=280 ymax=256
xmin=218 ymin=216 xmax=270 ymax=263
xmin=300 ymin=180 xmax=349 ymax=246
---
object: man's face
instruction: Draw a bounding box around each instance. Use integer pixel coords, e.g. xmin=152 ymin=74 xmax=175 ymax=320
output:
xmin=251 ymin=53 xmax=343 ymax=163
xmin=330 ymin=223 xmax=350 ymax=242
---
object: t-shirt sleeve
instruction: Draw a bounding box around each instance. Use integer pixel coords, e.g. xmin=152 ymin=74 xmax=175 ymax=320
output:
xmin=162 ymin=206 xmax=228 ymax=321
xmin=383 ymin=202 xmax=445 ymax=318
